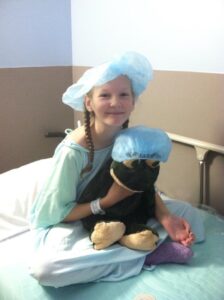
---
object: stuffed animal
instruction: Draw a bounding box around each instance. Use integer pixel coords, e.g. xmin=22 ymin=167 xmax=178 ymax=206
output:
xmin=78 ymin=126 xmax=172 ymax=251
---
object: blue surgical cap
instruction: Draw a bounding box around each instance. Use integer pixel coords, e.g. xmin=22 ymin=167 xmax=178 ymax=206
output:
xmin=62 ymin=51 xmax=153 ymax=111
xmin=112 ymin=126 xmax=172 ymax=162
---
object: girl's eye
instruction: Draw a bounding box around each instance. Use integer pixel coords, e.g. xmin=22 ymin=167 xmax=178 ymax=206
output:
xmin=120 ymin=92 xmax=129 ymax=97
xmin=99 ymin=93 xmax=110 ymax=98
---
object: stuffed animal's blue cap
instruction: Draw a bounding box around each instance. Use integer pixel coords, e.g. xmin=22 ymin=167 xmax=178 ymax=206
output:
xmin=112 ymin=126 xmax=172 ymax=162
xmin=62 ymin=51 xmax=153 ymax=111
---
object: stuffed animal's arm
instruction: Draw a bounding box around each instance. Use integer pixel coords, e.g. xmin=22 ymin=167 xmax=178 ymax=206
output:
xmin=100 ymin=181 xmax=135 ymax=209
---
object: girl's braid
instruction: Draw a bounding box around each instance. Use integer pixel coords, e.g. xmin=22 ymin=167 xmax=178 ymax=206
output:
xmin=122 ymin=119 xmax=129 ymax=129
xmin=81 ymin=108 xmax=95 ymax=175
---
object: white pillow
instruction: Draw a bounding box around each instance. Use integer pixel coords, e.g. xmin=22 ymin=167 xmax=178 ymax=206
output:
xmin=0 ymin=158 xmax=52 ymax=241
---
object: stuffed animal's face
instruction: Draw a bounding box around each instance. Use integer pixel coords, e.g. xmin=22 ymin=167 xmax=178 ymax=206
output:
xmin=110 ymin=159 xmax=160 ymax=192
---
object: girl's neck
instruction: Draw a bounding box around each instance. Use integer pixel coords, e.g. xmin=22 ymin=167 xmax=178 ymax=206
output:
xmin=91 ymin=123 xmax=121 ymax=149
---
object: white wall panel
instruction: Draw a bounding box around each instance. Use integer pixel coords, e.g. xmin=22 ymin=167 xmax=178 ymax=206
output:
xmin=0 ymin=0 xmax=72 ymax=67
xmin=71 ymin=0 xmax=224 ymax=73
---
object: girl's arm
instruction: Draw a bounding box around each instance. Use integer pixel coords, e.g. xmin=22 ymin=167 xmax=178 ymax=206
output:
xmin=63 ymin=182 xmax=134 ymax=222
xmin=154 ymin=192 xmax=171 ymax=223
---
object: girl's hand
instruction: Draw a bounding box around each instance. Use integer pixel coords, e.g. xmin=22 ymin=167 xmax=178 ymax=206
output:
xmin=154 ymin=193 xmax=195 ymax=246
xmin=161 ymin=214 xmax=195 ymax=246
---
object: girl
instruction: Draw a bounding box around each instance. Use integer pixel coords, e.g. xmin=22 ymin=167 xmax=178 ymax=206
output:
xmin=29 ymin=51 xmax=204 ymax=287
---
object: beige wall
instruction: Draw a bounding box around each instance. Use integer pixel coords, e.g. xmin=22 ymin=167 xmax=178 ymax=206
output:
xmin=131 ymin=70 xmax=224 ymax=215
xmin=132 ymin=71 xmax=224 ymax=144
xmin=72 ymin=66 xmax=224 ymax=214
xmin=0 ymin=67 xmax=74 ymax=173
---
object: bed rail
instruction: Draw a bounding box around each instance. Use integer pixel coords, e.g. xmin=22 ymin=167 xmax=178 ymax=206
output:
xmin=167 ymin=132 xmax=224 ymax=206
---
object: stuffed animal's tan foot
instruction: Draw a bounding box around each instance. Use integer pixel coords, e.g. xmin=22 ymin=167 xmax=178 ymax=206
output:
xmin=91 ymin=221 xmax=126 ymax=250
xmin=119 ymin=229 xmax=159 ymax=251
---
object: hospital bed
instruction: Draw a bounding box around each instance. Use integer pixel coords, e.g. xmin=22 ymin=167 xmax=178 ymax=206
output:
xmin=0 ymin=132 xmax=224 ymax=300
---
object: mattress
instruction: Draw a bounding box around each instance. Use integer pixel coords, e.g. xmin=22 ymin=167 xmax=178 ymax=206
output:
xmin=0 ymin=208 xmax=224 ymax=300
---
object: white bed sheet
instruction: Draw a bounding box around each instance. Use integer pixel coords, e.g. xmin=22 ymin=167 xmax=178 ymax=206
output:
xmin=0 ymin=158 xmax=52 ymax=241
xmin=0 ymin=208 xmax=223 ymax=300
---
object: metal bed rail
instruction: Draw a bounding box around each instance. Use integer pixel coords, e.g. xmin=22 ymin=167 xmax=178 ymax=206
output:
xmin=167 ymin=132 xmax=224 ymax=206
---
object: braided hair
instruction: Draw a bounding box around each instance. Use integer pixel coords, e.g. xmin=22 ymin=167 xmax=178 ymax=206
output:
xmin=80 ymin=107 xmax=95 ymax=175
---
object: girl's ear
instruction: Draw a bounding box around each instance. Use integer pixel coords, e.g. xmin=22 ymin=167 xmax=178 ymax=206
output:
xmin=84 ymin=96 xmax=92 ymax=112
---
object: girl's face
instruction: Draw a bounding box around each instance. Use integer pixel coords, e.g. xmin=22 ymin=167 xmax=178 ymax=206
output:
xmin=85 ymin=76 xmax=135 ymax=129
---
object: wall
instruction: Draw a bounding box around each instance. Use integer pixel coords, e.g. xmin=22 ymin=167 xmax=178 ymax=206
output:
xmin=0 ymin=0 xmax=72 ymax=67
xmin=0 ymin=1 xmax=74 ymax=172
xmin=71 ymin=0 xmax=224 ymax=73
xmin=71 ymin=0 xmax=224 ymax=214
